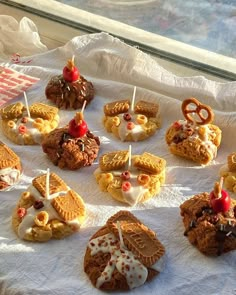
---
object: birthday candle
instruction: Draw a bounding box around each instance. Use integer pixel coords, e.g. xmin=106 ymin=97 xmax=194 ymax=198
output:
xmin=130 ymin=86 xmax=136 ymax=112
xmin=23 ymin=92 xmax=31 ymax=118
xmin=45 ymin=168 xmax=50 ymax=199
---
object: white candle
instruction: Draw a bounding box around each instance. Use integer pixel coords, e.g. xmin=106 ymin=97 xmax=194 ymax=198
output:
xmin=45 ymin=168 xmax=50 ymax=199
xmin=72 ymin=54 xmax=75 ymax=64
xmin=128 ymin=145 xmax=132 ymax=170
xmin=117 ymin=221 xmax=125 ymax=249
xmin=131 ymin=86 xmax=136 ymax=112
xmin=24 ymin=92 xmax=31 ymax=118
xmin=218 ymin=177 xmax=224 ymax=197
xmin=81 ymin=100 xmax=87 ymax=114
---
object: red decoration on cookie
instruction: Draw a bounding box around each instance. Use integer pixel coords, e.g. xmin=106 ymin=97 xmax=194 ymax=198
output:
xmin=17 ymin=207 xmax=27 ymax=218
xmin=122 ymin=181 xmax=131 ymax=192
xmin=18 ymin=125 xmax=27 ymax=134
xmin=63 ymin=56 xmax=80 ymax=82
xmin=68 ymin=111 xmax=88 ymax=138
xmin=121 ymin=171 xmax=131 ymax=181
xmin=127 ymin=122 xmax=135 ymax=130
xmin=123 ymin=113 xmax=132 ymax=121
xmin=209 ymin=179 xmax=231 ymax=213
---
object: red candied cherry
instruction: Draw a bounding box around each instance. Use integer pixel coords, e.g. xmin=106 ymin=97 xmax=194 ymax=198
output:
xmin=18 ymin=124 xmax=27 ymax=134
xmin=127 ymin=122 xmax=135 ymax=130
xmin=121 ymin=171 xmax=131 ymax=181
xmin=68 ymin=112 xmax=88 ymax=138
xmin=63 ymin=57 xmax=80 ymax=82
xmin=123 ymin=113 xmax=132 ymax=121
xmin=173 ymin=121 xmax=182 ymax=130
xmin=122 ymin=181 xmax=131 ymax=192
xmin=33 ymin=200 xmax=44 ymax=210
xmin=209 ymin=180 xmax=231 ymax=213
xmin=17 ymin=207 xmax=27 ymax=218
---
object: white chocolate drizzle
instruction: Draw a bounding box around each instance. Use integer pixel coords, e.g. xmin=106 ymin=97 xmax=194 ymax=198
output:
xmin=0 ymin=167 xmax=20 ymax=186
xmin=88 ymin=233 xmax=148 ymax=289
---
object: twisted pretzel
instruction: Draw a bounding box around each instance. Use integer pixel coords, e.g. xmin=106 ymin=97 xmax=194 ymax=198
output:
xmin=181 ymin=98 xmax=214 ymax=125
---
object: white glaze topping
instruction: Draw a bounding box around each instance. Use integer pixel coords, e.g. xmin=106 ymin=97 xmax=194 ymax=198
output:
xmin=95 ymin=159 xmax=148 ymax=206
xmin=0 ymin=167 xmax=20 ymax=185
xmin=117 ymin=113 xmax=146 ymax=142
xmin=89 ymin=233 xmax=148 ymax=289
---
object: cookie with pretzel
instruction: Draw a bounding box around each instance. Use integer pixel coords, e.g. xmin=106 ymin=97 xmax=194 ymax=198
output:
xmin=165 ymin=98 xmax=222 ymax=165
xmin=94 ymin=150 xmax=166 ymax=205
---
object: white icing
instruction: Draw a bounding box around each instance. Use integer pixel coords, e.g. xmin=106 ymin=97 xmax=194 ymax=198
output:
xmin=0 ymin=167 xmax=20 ymax=185
xmin=151 ymin=255 xmax=166 ymax=272
xmin=117 ymin=113 xmax=145 ymax=142
xmin=18 ymin=184 xmax=79 ymax=239
xmin=89 ymin=233 xmax=148 ymax=289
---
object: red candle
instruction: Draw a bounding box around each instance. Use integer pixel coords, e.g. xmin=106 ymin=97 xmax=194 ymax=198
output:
xmin=209 ymin=178 xmax=231 ymax=213
xmin=63 ymin=55 xmax=80 ymax=82
xmin=68 ymin=112 xmax=88 ymax=138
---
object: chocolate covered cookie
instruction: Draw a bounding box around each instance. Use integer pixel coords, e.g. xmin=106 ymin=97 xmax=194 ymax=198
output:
xmin=45 ymin=58 xmax=94 ymax=109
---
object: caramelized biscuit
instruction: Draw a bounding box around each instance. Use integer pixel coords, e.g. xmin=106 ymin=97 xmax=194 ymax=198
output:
xmin=0 ymin=102 xmax=24 ymax=119
xmin=133 ymin=152 xmax=166 ymax=174
xmin=51 ymin=190 xmax=85 ymax=221
xmin=134 ymin=100 xmax=159 ymax=118
xmin=104 ymin=100 xmax=130 ymax=116
xmin=29 ymin=103 xmax=58 ymax=121
xmin=99 ymin=150 xmax=129 ymax=172
xmin=32 ymin=172 xmax=68 ymax=198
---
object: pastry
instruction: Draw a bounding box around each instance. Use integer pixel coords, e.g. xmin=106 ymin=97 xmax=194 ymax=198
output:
xmin=219 ymin=152 xmax=236 ymax=192
xmin=165 ymin=97 xmax=222 ymax=165
xmin=42 ymin=109 xmax=100 ymax=170
xmin=0 ymin=101 xmax=59 ymax=145
xmin=94 ymin=150 xmax=166 ymax=205
xmin=45 ymin=57 xmax=94 ymax=109
xmin=84 ymin=210 xmax=165 ymax=291
xmin=180 ymin=180 xmax=236 ymax=256
xmin=103 ymin=99 xmax=160 ymax=141
xmin=0 ymin=141 xmax=22 ymax=190
xmin=12 ymin=171 xmax=86 ymax=242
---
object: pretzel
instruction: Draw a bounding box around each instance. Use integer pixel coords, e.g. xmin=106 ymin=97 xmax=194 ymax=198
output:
xmin=181 ymin=98 xmax=214 ymax=125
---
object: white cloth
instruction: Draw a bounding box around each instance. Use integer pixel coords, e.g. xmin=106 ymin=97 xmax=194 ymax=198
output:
xmin=0 ymin=32 xmax=236 ymax=295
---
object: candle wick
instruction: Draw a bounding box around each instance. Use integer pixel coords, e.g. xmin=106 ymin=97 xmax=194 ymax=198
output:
xmin=117 ymin=221 xmax=125 ymax=249
xmin=128 ymin=145 xmax=132 ymax=170
xmin=131 ymin=86 xmax=136 ymax=112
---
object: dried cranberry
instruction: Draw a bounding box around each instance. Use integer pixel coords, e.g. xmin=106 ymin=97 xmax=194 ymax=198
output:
xmin=123 ymin=113 xmax=131 ymax=121
xmin=210 ymin=215 xmax=219 ymax=224
xmin=21 ymin=117 xmax=28 ymax=123
xmin=34 ymin=200 xmax=44 ymax=210
xmin=121 ymin=171 xmax=130 ymax=180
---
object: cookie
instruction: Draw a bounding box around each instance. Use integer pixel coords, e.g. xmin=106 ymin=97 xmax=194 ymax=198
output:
xmin=45 ymin=58 xmax=94 ymax=109
xmin=219 ymin=152 xmax=236 ymax=192
xmin=180 ymin=192 xmax=236 ymax=256
xmin=84 ymin=210 xmax=165 ymax=291
xmin=0 ymin=102 xmax=59 ymax=145
xmin=165 ymin=98 xmax=222 ymax=165
xmin=94 ymin=151 xmax=166 ymax=206
xmin=0 ymin=141 xmax=22 ymax=190
xmin=42 ymin=111 xmax=100 ymax=170
xmin=12 ymin=172 xmax=86 ymax=242
xmin=103 ymin=99 xmax=161 ymax=142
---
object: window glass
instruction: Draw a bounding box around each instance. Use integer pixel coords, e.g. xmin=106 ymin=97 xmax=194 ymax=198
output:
xmin=55 ymin=0 xmax=236 ymax=59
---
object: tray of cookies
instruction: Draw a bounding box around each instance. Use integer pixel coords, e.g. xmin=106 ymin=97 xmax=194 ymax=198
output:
xmin=0 ymin=32 xmax=235 ymax=295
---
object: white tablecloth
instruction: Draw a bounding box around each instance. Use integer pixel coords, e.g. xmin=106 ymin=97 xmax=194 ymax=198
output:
xmin=0 ymin=32 xmax=236 ymax=295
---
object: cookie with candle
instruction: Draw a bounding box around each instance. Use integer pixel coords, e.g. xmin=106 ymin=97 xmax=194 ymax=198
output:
xmin=180 ymin=179 xmax=236 ymax=256
xmin=12 ymin=171 xmax=86 ymax=242
xmin=84 ymin=210 xmax=165 ymax=291
xmin=0 ymin=101 xmax=59 ymax=145
xmin=103 ymin=89 xmax=160 ymax=142
xmin=42 ymin=102 xmax=100 ymax=170
xmin=165 ymin=97 xmax=222 ymax=165
xmin=0 ymin=141 xmax=22 ymax=190
xmin=94 ymin=149 xmax=166 ymax=206
xmin=219 ymin=152 xmax=236 ymax=193
xmin=45 ymin=57 xmax=94 ymax=109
